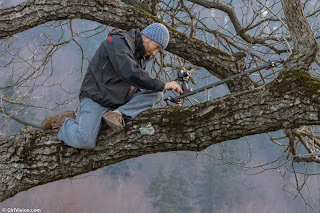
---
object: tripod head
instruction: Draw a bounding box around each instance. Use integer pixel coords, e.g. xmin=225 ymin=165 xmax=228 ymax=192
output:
xmin=164 ymin=69 xmax=193 ymax=105
xmin=177 ymin=69 xmax=193 ymax=93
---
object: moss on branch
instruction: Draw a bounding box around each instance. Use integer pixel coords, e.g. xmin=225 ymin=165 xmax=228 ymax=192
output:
xmin=269 ymin=70 xmax=320 ymax=97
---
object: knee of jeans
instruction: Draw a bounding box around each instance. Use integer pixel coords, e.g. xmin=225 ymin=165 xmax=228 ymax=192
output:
xmin=74 ymin=133 xmax=96 ymax=149
xmin=155 ymin=92 xmax=163 ymax=104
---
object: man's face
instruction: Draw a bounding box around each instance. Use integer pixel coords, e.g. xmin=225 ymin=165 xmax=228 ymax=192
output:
xmin=142 ymin=36 xmax=162 ymax=57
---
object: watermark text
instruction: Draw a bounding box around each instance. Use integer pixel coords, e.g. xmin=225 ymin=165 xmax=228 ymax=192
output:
xmin=2 ymin=208 xmax=41 ymax=213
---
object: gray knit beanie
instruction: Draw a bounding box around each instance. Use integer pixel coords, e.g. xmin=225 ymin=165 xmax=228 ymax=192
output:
xmin=141 ymin=23 xmax=170 ymax=49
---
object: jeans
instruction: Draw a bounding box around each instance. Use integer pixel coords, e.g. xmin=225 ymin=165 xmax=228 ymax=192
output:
xmin=58 ymin=90 xmax=163 ymax=149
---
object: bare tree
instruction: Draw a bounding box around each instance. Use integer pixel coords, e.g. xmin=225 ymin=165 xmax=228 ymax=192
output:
xmin=0 ymin=0 xmax=320 ymax=209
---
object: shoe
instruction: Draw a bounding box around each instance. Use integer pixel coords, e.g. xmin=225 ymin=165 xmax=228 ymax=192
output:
xmin=102 ymin=111 xmax=125 ymax=133
xmin=41 ymin=111 xmax=76 ymax=130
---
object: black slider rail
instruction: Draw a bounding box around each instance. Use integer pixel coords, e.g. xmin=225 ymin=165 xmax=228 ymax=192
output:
xmin=165 ymin=59 xmax=284 ymax=105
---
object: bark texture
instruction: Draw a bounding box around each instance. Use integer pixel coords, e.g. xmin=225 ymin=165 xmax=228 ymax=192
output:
xmin=0 ymin=0 xmax=253 ymax=92
xmin=281 ymin=0 xmax=317 ymax=54
xmin=0 ymin=0 xmax=320 ymax=203
xmin=1 ymin=70 xmax=320 ymax=201
xmin=280 ymin=0 xmax=319 ymax=70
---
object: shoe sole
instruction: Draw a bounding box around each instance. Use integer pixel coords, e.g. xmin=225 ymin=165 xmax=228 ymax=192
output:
xmin=41 ymin=111 xmax=76 ymax=130
xmin=103 ymin=115 xmax=124 ymax=133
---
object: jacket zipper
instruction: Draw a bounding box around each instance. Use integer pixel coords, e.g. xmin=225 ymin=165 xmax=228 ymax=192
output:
xmin=103 ymin=59 xmax=109 ymax=69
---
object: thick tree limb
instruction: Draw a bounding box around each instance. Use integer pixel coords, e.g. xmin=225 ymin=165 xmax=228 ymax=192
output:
xmin=280 ymin=0 xmax=318 ymax=69
xmin=1 ymin=0 xmax=320 ymax=204
xmin=281 ymin=0 xmax=317 ymax=55
xmin=0 ymin=0 xmax=254 ymax=92
xmin=1 ymin=70 xmax=320 ymax=201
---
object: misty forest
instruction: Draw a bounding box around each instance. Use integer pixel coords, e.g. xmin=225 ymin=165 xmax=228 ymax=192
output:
xmin=1 ymin=0 xmax=320 ymax=212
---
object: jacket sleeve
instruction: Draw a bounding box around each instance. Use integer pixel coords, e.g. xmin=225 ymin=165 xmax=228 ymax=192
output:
xmin=104 ymin=35 xmax=165 ymax=92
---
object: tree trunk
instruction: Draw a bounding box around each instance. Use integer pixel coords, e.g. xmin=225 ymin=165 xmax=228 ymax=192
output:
xmin=280 ymin=0 xmax=318 ymax=70
xmin=0 ymin=0 xmax=253 ymax=92
xmin=0 ymin=0 xmax=320 ymax=203
xmin=1 ymin=70 xmax=320 ymax=201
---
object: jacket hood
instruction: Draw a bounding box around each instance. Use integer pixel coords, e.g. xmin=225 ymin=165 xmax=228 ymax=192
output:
xmin=109 ymin=28 xmax=147 ymax=59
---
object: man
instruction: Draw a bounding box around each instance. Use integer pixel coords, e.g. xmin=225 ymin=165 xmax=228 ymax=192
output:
xmin=41 ymin=23 xmax=183 ymax=149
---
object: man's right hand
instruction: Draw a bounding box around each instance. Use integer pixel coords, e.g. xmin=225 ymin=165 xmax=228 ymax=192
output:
xmin=164 ymin=81 xmax=184 ymax=93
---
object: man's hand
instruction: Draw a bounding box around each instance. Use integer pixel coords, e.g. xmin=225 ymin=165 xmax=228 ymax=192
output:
xmin=164 ymin=81 xmax=183 ymax=93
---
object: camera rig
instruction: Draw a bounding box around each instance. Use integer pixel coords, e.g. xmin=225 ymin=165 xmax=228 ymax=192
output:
xmin=165 ymin=59 xmax=284 ymax=105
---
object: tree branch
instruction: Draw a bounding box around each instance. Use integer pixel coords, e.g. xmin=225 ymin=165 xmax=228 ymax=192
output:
xmin=280 ymin=0 xmax=319 ymax=69
xmin=0 ymin=0 xmax=254 ymax=92
xmin=1 ymin=69 xmax=320 ymax=201
xmin=1 ymin=0 xmax=320 ymax=205
xmin=188 ymin=0 xmax=280 ymax=44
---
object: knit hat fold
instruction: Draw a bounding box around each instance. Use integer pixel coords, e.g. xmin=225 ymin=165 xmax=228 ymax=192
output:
xmin=141 ymin=23 xmax=170 ymax=49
